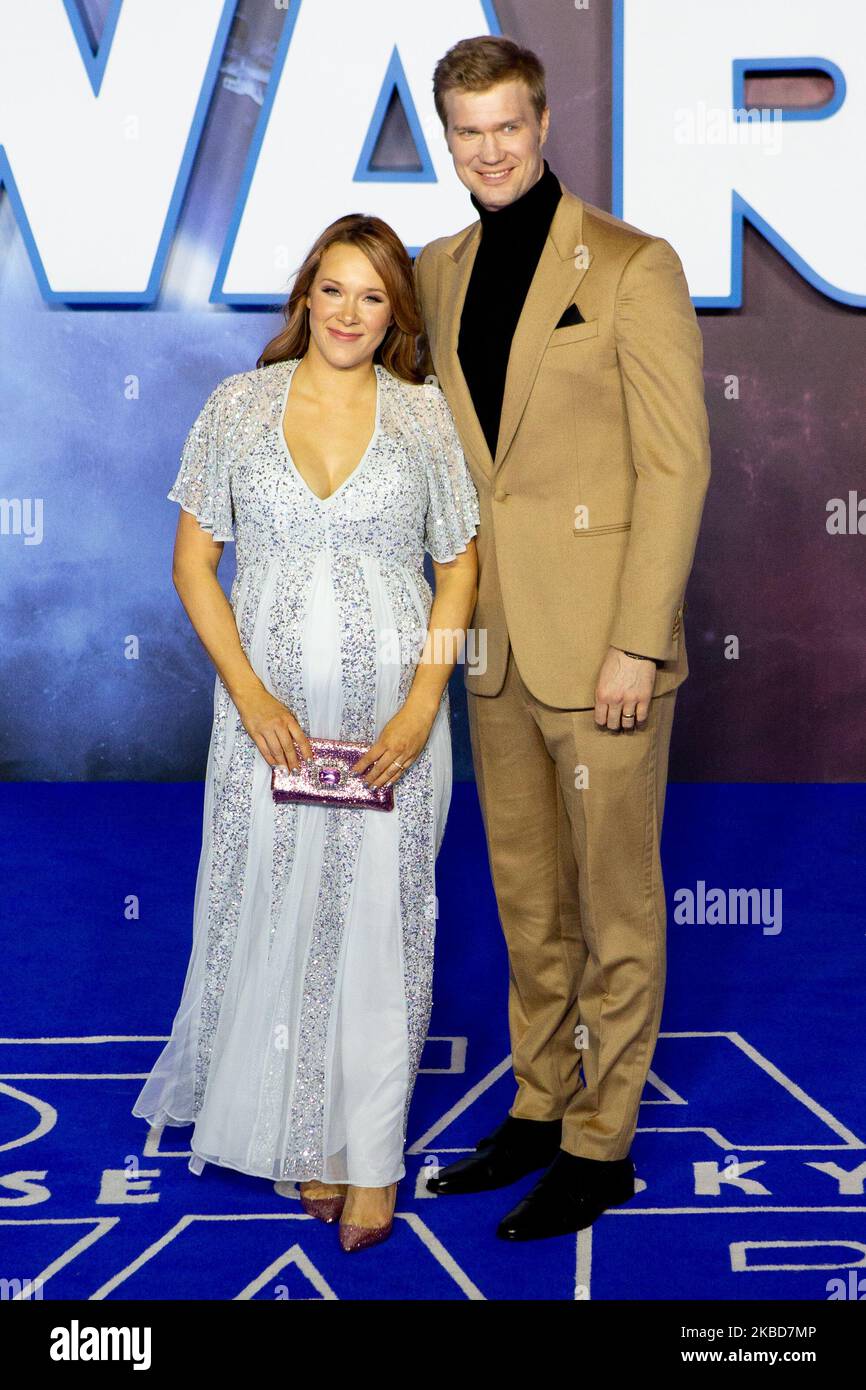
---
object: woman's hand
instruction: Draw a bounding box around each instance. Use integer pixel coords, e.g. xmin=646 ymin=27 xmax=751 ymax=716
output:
xmin=235 ymin=685 xmax=313 ymax=771
xmin=349 ymin=698 xmax=438 ymax=789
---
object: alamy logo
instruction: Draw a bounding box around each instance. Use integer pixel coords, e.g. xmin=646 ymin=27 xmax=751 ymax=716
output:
xmin=49 ymin=1320 xmax=151 ymax=1370
xmin=0 ymin=498 xmax=43 ymax=544
xmin=673 ymin=880 xmax=782 ymax=935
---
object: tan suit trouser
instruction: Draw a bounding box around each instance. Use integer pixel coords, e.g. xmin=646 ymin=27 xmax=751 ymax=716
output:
xmin=466 ymin=646 xmax=677 ymax=1161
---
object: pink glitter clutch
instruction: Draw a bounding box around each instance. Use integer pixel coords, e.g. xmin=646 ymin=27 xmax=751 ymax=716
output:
xmin=270 ymin=736 xmax=395 ymax=812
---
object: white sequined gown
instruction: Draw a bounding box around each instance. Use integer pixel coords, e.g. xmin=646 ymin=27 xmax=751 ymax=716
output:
xmin=132 ymin=358 xmax=479 ymax=1186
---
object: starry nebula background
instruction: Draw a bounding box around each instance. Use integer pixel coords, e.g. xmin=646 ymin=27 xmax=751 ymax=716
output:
xmin=1 ymin=0 xmax=862 ymax=783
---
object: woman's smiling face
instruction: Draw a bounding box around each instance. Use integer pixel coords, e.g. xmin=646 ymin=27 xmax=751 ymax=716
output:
xmin=305 ymin=242 xmax=393 ymax=368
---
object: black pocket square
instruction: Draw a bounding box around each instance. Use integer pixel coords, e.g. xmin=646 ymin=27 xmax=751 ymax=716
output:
xmin=555 ymin=303 xmax=585 ymax=328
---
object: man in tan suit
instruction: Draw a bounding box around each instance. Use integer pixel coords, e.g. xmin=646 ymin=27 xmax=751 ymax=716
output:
xmin=416 ymin=36 xmax=711 ymax=1240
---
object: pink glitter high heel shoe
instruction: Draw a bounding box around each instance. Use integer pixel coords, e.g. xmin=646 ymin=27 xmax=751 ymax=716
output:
xmin=338 ymin=1182 xmax=398 ymax=1252
xmin=299 ymin=1185 xmax=347 ymax=1224
xmin=338 ymin=1216 xmax=394 ymax=1253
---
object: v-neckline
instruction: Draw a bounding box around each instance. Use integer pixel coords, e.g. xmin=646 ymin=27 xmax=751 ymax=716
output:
xmin=278 ymin=357 xmax=382 ymax=505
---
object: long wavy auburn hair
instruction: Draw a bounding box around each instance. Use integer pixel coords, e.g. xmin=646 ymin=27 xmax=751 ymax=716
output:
xmin=256 ymin=213 xmax=425 ymax=383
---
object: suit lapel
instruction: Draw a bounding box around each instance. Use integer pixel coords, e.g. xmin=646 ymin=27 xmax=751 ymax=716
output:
xmin=433 ymin=185 xmax=590 ymax=479
xmin=433 ymin=221 xmax=495 ymax=477
xmin=493 ymin=190 xmax=588 ymax=471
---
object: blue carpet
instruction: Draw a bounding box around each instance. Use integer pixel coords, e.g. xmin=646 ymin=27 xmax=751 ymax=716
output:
xmin=1 ymin=782 xmax=864 ymax=1300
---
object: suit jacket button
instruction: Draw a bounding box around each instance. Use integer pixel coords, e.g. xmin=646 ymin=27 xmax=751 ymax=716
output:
xmin=494 ymin=487 xmax=508 ymax=502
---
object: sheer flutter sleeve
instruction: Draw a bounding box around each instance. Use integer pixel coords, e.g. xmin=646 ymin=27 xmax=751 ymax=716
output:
xmin=417 ymin=383 xmax=480 ymax=563
xmin=168 ymin=376 xmax=237 ymax=542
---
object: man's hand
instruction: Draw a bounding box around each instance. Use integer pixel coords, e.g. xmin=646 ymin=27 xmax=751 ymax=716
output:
xmin=594 ymin=645 xmax=657 ymax=731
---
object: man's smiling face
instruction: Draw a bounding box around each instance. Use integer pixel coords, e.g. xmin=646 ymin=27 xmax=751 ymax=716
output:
xmin=443 ymin=78 xmax=550 ymax=212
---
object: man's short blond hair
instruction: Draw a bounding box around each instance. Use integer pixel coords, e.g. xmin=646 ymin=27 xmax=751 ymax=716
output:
xmin=432 ymin=35 xmax=548 ymax=130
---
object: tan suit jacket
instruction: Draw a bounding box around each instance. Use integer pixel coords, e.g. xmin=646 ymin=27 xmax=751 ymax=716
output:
xmin=414 ymin=181 xmax=711 ymax=708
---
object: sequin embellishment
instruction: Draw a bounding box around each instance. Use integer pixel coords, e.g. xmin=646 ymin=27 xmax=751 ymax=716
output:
xmin=136 ymin=357 xmax=480 ymax=1182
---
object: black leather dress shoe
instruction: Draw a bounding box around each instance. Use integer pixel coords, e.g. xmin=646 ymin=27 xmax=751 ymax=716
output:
xmin=497 ymin=1150 xmax=636 ymax=1240
xmin=426 ymin=1115 xmax=563 ymax=1195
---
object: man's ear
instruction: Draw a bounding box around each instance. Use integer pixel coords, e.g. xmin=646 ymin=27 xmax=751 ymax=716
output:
xmin=539 ymin=105 xmax=551 ymax=147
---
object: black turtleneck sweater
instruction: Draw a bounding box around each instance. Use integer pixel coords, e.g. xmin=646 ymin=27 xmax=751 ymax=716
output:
xmin=457 ymin=158 xmax=563 ymax=458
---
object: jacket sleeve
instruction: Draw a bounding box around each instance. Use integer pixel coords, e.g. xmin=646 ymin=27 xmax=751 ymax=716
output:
xmin=607 ymin=236 xmax=711 ymax=660
xmin=413 ymin=244 xmax=428 ymax=311
xmin=413 ymin=245 xmax=435 ymax=380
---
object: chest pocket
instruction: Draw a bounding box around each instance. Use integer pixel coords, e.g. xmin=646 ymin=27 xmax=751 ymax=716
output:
xmin=546 ymin=318 xmax=600 ymax=348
